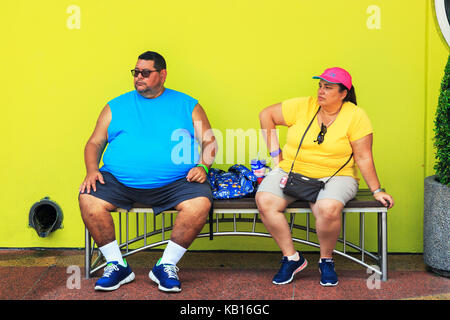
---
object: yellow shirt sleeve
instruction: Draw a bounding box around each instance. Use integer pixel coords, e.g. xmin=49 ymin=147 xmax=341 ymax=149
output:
xmin=281 ymin=97 xmax=310 ymax=127
xmin=347 ymin=107 xmax=373 ymax=141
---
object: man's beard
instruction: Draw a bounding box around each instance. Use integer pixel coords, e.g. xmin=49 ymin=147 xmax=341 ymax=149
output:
xmin=135 ymin=84 xmax=163 ymax=98
xmin=135 ymin=84 xmax=152 ymax=94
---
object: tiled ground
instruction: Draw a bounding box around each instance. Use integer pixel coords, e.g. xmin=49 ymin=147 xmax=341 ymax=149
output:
xmin=0 ymin=249 xmax=448 ymax=301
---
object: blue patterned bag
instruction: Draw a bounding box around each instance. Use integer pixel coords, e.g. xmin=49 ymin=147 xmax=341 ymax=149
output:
xmin=207 ymin=164 xmax=258 ymax=199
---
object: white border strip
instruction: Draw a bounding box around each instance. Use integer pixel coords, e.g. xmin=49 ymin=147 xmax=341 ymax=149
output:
xmin=435 ymin=0 xmax=450 ymax=47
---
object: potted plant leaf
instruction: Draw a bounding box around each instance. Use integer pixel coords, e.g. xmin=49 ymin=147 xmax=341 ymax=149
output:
xmin=423 ymin=54 xmax=450 ymax=277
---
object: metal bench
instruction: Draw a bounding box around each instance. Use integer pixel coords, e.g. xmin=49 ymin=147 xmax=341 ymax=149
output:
xmin=84 ymin=189 xmax=388 ymax=281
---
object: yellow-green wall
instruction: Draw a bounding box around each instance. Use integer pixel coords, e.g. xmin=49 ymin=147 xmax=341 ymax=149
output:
xmin=0 ymin=0 xmax=447 ymax=252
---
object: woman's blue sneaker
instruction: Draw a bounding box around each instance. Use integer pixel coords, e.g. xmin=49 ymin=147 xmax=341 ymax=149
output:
xmin=272 ymin=252 xmax=308 ymax=285
xmin=149 ymin=259 xmax=182 ymax=292
xmin=94 ymin=260 xmax=135 ymax=291
xmin=319 ymin=258 xmax=339 ymax=286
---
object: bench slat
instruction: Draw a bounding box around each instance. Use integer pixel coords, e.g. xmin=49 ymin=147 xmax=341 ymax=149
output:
xmin=130 ymin=189 xmax=386 ymax=210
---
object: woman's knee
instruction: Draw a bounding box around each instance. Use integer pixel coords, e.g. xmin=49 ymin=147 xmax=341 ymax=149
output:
xmin=255 ymin=192 xmax=271 ymax=212
xmin=255 ymin=192 xmax=287 ymax=216
xmin=314 ymin=199 xmax=343 ymax=221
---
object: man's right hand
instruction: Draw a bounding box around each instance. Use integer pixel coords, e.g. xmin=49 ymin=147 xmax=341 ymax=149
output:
xmin=79 ymin=170 xmax=105 ymax=194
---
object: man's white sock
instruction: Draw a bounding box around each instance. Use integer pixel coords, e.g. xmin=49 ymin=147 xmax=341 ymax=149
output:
xmin=99 ymin=240 xmax=126 ymax=266
xmin=159 ymin=240 xmax=187 ymax=266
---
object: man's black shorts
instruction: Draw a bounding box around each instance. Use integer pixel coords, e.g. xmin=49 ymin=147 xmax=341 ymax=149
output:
xmin=80 ymin=170 xmax=213 ymax=214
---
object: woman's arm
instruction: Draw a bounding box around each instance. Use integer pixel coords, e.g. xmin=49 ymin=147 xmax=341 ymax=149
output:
xmin=259 ymin=103 xmax=287 ymax=166
xmin=350 ymin=134 xmax=394 ymax=208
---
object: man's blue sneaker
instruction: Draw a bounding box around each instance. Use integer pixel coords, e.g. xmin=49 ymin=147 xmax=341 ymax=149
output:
xmin=149 ymin=259 xmax=181 ymax=292
xmin=319 ymin=258 xmax=338 ymax=286
xmin=272 ymin=252 xmax=308 ymax=285
xmin=94 ymin=260 xmax=135 ymax=291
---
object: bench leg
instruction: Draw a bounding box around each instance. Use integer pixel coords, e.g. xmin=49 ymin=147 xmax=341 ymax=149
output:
xmin=378 ymin=211 xmax=388 ymax=281
xmin=85 ymin=227 xmax=91 ymax=279
xmin=209 ymin=206 xmax=214 ymax=240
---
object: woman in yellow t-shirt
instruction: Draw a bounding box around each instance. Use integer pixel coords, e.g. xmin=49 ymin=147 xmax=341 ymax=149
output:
xmin=256 ymin=67 xmax=394 ymax=287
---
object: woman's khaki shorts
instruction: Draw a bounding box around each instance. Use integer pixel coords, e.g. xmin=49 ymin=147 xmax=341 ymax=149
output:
xmin=256 ymin=167 xmax=358 ymax=205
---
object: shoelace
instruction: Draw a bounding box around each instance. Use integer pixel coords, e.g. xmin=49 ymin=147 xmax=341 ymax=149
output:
xmin=279 ymin=257 xmax=288 ymax=264
xmin=103 ymin=264 xmax=119 ymax=278
xmin=278 ymin=257 xmax=294 ymax=272
xmin=163 ymin=265 xmax=179 ymax=279
xmin=320 ymin=260 xmax=335 ymax=273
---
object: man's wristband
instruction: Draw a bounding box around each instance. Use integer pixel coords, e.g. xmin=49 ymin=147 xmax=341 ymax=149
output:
xmin=372 ymin=188 xmax=385 ymax=195
xmin=269 ymin=148 xmax=282 ymax=157
xmin=197 ymin=164 xmax=209 ymax=174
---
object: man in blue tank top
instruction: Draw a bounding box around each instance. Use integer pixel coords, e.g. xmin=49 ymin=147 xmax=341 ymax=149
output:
xmin=79 ymin=51 xmax=217 ymax=292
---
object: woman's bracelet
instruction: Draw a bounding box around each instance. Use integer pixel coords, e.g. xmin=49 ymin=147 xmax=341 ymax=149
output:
xmin=372 ymin=188 xmax=385 ymax=195
xmin=269 ymin=148 xmax=282 ymax=157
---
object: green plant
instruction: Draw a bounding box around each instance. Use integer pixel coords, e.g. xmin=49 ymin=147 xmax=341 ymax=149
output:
xmin=433 ymin=54 xmax=450 ymax=185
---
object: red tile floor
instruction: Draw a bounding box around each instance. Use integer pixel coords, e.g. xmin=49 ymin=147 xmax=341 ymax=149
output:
xmin=0 ymin=249 xmax=448 ymax=301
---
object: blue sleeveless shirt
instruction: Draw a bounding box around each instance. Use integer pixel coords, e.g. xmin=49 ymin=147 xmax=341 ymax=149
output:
xmin=100 ymin=88 xmax=200 ymax=188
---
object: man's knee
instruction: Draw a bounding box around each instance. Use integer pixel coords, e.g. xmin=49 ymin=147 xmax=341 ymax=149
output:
xmin=172 ymin=197 xmax=211 ymax=243
xmin=176 ymin=197 xmax=211 ymax=216
xmin=175 ymin=197 xmax=211 ymax=228
xmin=78 ymin=193 xmax=115 ymax=219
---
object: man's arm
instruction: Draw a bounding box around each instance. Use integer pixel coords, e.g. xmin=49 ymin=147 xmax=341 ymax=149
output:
xmin=79 ymin=105 xmax=111 ymax=193
xmin=186 ymin=104 xmax=217 ymax=183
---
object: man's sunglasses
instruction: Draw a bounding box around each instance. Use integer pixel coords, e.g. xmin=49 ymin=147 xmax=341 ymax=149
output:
xmin=131 ymin=69 xmax=160 ymax=78
xmin=314 ymin=123 xmax=327 ymax=145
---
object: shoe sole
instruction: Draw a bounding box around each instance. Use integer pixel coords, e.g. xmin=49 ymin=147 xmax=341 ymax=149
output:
xmin=94 ymin=272 xmax=135 ymax=291
xmin=320 ymin=281 xmax=338 ymax=287
xmin=149 ymin=271 xmax=182 ymax=292
xmin=272 ymin=259 xmax=308 ymax=285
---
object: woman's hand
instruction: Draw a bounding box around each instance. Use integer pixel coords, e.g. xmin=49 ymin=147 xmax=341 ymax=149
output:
xmin=373 ymin=191 xmax=394 ymax=209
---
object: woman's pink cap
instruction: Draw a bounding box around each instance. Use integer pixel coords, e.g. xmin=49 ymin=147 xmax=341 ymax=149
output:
xmin=313 ymin=67 xmax=352 ymax=90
